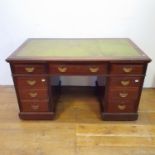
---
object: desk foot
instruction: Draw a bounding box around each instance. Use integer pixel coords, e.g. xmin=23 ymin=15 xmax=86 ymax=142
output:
xmin=102 ymin=113 xmax=138 ymax=121
xmin=19 ymin=112 xmax=55 ymax=120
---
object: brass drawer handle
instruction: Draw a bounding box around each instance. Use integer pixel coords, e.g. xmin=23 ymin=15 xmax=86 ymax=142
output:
xmin=29 ymin=92 xmax=38 ymax=98
xmin=89 ymin=67 xmax=99 ymax=73
xmin=123 ymin=67 xmax=133 ymax=73
xmin=31 ymin=105 xmax=39 ymax=110
xmin=25 ymin=67 xmax=35 ymax=73
xmin=119 ymin=93 xmax=128 ymax=98
xmin=27 ymin=80 xmax=36 ymax=86
xmin=58 ymin=66 xmax=67 ymax=73
xmin=121 ymin=80 xmax=130 ymax=86
xmin=118 ymin=104 xmax=126 ymax=110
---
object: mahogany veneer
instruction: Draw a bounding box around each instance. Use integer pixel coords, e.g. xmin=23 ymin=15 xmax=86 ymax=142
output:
xmin=6 ymin=38 xmax=151 ymax=121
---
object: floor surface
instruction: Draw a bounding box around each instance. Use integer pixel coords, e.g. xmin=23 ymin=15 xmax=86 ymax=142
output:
xmin=0 ymin=86 xmax=155 ymax=155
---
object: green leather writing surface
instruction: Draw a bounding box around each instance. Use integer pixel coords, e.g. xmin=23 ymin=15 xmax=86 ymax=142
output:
xmin=16 ymin=39 xmax=141 ymax=58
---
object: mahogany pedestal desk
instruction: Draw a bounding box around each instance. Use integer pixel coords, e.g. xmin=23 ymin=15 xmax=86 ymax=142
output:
xmin=6 ymin=38 xmax=151 ymax=121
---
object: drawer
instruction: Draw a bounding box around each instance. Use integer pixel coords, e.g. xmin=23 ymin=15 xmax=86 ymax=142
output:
xmin=21 ymin=100 xmax=49 ymax=112
xmin=108 ymin=88 xmax=139 ymax=101
xmin=49 ymin=64 xmax=107 ymax=75
xmin=106 ymin=101 xmax=136 ymax=113
xmin=18 ymin=89 xmax=49 ymax=100
xmin=13 ymin=64 xmax=46 ymax=74
xmin=109 ymin=77 xmax=143 ymax=88
xmin=110 ymin=64 xmax=144 ymax=74
xmin=15 ymin=76 xmax=48 ymax=89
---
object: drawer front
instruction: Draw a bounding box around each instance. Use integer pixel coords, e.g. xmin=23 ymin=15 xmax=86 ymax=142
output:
xmin=13 ymin=64 xmax=46 ymax=74
xmin=106 ymin=101 xmax=136 ymax=113
xmin=49 ymin=64 xmax=107 ymax=75
xmin=19 ymin=89 xmax=49 ymax=100
xmin=110 ymin=64 xmax=144 ymax=74
xmin=108 ymin=88 xmax=139 ymax=101
xmin=109 ymin=77 xmax=143 ymax=88
xmin=15 ymin=77 xmax=48 ymax=89
xmin=21 ymin=100 xmax=49 ymax=112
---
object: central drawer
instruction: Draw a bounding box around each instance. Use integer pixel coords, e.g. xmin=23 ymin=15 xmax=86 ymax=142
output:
xmin=49 ymin=64 xmax=107 ymax=75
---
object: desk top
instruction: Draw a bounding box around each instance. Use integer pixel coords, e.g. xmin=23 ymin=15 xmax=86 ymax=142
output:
xmin=7 ymin=38 xmax=151 ymax=62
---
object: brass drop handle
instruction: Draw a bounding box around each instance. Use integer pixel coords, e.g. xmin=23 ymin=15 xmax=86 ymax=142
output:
xmin=89 ymin=67 xmax=99 ymax=73
xmin=29 ymin=92 xmax=38 ymax=98
xmin=118 ymin=104 xmax=126 ymax=110
xmin=31 ymin=105 xmax=39 ymax=110
xmin=25 ymin=67 xmax=35 ymax=73
xmin=58 ymin=66 xmax=67 ymax=73
xmin=121 ymin=80 xmax=130 ymax=86
xmin=119 ymin=93 xmax=128 ymax=98
xmin=27 ymin=80 xmax=36 ymax=86
xmin=123 ymin=67 xmax=133 ymax=73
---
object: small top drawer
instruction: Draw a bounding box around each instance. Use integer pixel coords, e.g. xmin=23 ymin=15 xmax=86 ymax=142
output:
xmin=15 ymin=76 xmax=48 ymax=89
xmin=109 ymin=77 xmax=143 ymax=88
xmin=49 ymin=64 xmax=107 ymax=75
xmin=12 ymin=64 xmax=47 ymax=74
xmin=110 ymin=64 xmax=145 ymax=74
xmin=106 ymin=101 xmax=136 ymax=113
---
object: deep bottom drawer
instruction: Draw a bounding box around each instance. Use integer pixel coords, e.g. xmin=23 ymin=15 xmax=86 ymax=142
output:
xmin=106 ymin=101 xmax=136 ymax=113
xmin=21 ymin=101 xmax=49 ymax=112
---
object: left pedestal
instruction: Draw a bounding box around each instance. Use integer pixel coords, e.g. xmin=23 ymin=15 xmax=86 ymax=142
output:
xmin=10 ymin=63 xmax=59 ymax=120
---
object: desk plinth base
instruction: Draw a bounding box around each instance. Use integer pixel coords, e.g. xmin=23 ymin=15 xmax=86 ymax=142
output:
xmin=102 ymin=113 xmax=138 ymax=121
xmin=19 ymin=112 xmax=55 ymax=120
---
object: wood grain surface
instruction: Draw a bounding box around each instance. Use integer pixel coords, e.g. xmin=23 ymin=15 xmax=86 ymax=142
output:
xmin=0 ymin=86 xmax=155 ymax=155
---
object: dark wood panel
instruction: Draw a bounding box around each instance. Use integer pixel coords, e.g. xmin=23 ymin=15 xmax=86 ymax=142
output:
xmin=102 ymin=113 xmax=138 ymax=121
xmin=19 ymin=112 xmax=55 ymax=120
